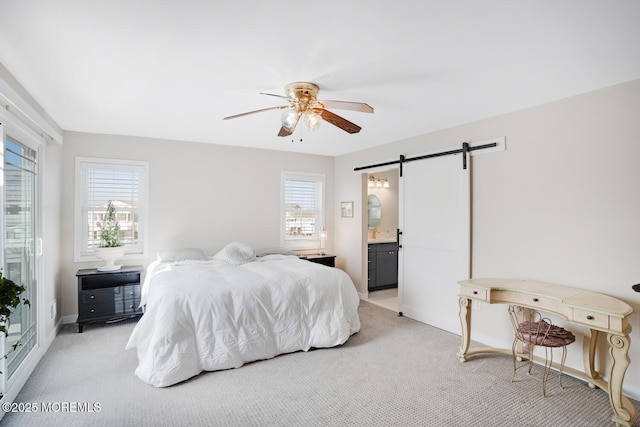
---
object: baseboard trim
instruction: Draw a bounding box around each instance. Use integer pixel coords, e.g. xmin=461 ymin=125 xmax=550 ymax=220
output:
xmin=61 ymin=315 xmax=77 ymax=325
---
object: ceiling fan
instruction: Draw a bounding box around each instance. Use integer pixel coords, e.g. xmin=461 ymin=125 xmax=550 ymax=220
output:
xmin=223 ymin=82 xmax=374 ymax=137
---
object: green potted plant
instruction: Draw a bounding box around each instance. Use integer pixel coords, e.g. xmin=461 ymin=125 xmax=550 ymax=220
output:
xmin=94 ymin=200 xmax=125 ymax=271
xmin=0 ymin=270 xmax=29 ymax=348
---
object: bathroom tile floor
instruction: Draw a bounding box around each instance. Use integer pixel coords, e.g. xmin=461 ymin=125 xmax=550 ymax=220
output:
xmin=365 ymin=288 xmax=398 ymax=312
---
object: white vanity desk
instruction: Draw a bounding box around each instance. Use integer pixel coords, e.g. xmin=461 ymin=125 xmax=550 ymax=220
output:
xmin=457 ymin=278 xmax=635 ymax=427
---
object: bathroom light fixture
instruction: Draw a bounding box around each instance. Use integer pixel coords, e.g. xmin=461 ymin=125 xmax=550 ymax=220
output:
xmin=368 ymin=175 xmax=389 ymax=189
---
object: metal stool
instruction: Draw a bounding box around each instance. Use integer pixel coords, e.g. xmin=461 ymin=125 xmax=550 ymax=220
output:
xmin=508 ymin=305 xmax=576 ymax=396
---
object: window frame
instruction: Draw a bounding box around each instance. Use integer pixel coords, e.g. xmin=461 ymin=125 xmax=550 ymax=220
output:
xmin=280 ymin=171 xmax=325 ymax=250
xmin=74 ymin=156 xmax=149 ymax=262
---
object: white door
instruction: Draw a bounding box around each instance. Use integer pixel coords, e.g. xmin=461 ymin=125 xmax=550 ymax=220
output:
xmin=398 ymin=152 xmax=470 ymax=334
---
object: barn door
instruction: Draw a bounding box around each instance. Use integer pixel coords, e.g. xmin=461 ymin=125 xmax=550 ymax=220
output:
xmin=398 ymin=151 xmax=470 ymax=334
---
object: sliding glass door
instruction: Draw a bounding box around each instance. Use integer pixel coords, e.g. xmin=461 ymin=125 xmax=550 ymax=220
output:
xmin=3 ymin=136 xmax=37 ymax=379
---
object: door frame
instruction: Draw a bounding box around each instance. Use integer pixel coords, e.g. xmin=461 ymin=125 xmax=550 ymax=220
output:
xmin=0 ymin=117 xmax=45 ymax=402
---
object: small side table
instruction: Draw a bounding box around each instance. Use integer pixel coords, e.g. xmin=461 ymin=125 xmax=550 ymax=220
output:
xmin=299 ymin=254 xmax=336 ymax=268
xmin=76 ymin=265 xmax=144 ymax=333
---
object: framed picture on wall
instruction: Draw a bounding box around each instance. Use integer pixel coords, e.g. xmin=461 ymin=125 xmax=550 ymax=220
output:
xmin=341 ymin=201 xmax=353 ymax=218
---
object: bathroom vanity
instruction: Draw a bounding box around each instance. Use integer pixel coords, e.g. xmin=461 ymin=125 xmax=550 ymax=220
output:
xmin=367 ymin=240 xmax=398 ymax=291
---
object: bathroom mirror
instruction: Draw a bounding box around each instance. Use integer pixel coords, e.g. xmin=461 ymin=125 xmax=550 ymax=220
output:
xmin=368 ymin=194 xmax=382 ymax=230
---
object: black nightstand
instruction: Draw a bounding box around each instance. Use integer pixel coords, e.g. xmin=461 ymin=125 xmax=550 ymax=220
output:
xmin=76 ymin=265 xmax=144 ymax=333
xmin=300 ymin=254 xmax=336 ymax=267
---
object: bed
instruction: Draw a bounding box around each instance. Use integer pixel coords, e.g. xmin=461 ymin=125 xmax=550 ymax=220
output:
xmin=125 ymin=243 xmax=361 ymax=387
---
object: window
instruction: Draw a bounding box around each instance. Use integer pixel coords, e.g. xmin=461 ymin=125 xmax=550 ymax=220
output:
xmin=74 ymin=157 xmax=149 ymax=261
xmin=281 ymin=171 xmax=325 ymax=249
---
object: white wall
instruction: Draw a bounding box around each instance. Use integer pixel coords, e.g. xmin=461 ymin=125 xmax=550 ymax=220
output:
xmin=59 ymin=132 xmax=334 ymax=319
xmin=41 ymin=142 xmax=63 ymax=341
xmin=334 ymin=79 xmax=640 ymax=397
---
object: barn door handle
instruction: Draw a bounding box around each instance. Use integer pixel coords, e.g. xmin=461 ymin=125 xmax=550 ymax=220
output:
xmin=397 ymin=229 xmax=402 ymax=249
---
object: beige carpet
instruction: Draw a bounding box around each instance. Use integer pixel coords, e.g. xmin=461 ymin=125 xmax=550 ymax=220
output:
xmin=2 ymin=301 xmax=638 ymax=427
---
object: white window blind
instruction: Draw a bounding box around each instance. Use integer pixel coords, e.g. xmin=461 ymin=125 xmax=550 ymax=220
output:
xmin=281 ymin=172 xmax=324 ymax=248
xmin=75 ymin=157 xmax=149 ymax=260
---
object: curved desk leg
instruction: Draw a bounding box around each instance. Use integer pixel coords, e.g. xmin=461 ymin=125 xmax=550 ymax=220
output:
xmin=457 ymin=297 xmax=471 ymax=362
xmin=607 ymin=333 xmax=636 ymax=427
xmin=583 ymin=328 xmax=599 ymax=388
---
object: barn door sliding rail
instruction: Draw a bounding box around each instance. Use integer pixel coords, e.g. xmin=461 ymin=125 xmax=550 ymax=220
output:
xmin=353 ymin=141 xmax=497 ymax=175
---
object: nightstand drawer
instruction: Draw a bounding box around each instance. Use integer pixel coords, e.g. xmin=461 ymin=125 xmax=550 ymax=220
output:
xmin=80 ymin=272 xmax=140 ymax=290
xmin=124 ymin=300 xmax=141 ymax=314
xmin=80 ymin=302 xmax=119 ymax=318
xmin=81 ymin=287 xmax=123 ymax=304
xmin=123 ymin=285 xmax=140 ymax=300
xmin=123 ymin=285 xmax=141 ymax=313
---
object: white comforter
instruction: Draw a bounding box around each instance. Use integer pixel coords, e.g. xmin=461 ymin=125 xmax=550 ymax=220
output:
xmin=125 ymin=255 xmax=360 ymax=387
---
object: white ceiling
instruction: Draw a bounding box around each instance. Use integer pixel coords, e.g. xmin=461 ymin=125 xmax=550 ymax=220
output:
xmin=1 ymin=1 xmax=639 ymax=156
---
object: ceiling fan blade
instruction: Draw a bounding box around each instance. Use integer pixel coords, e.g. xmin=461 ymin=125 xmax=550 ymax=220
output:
xmin=320 ymin=109 xmax=362 ymax=134
xmin=260 ymin=92 xmax=290 ymax=100
xmin=278 ymin=126 xmax=293 ymax=137
xmin=223 ymin=105 xmax=288 ymax=120
xmin=318 ymin=100 xmax=374 ymax=113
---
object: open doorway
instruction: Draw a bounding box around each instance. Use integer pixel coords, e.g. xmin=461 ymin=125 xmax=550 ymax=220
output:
xmin=364 ymin=169 xmax=399 ymax=312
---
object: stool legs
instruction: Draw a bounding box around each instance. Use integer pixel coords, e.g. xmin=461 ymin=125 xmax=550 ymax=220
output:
xmin=511 ymin=344 xmax=569 ymax=397
xmin=541 ymin=346 xmax=554 ymax=397
xmin=509 ymin=305 xmax=574 ymax=396
xmin=558 ymin=345 xmax=568 ymax=389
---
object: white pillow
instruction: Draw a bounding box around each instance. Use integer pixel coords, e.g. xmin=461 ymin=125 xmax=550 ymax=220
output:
xmin=158 ymin=248 xmax=207 ymax=263
xmin=255 ymin=247 xmax=295 ymax=257
xmin=214 ymin=242 xmax=256 ymax=265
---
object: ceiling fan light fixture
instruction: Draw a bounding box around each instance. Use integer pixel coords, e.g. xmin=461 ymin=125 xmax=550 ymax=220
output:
xmin=281 ymin=110 xmax=299 ymax=131
xmin=306 ymin=112 xmax=322 ymax=130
